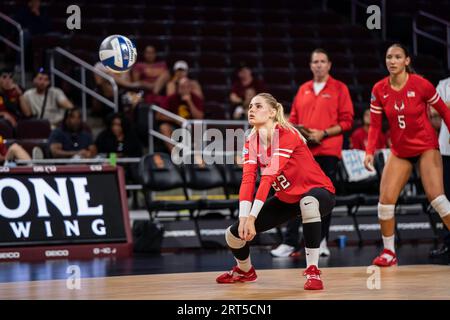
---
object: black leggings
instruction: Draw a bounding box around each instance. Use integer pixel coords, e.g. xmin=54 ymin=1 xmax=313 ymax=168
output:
xmin=228 ymin=188 xmax=335 ymax=261
xmin=283 ymin=156 xmax=339 ymax=247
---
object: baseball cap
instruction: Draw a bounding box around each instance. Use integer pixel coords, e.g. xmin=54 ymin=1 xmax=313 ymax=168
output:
xmin=33 ymin=67 xmax=50 ymax=78
xmin=173 ymin=60 xmax=188 ymax=71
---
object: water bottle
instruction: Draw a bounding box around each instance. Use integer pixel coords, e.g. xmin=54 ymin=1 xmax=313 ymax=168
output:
xmin=337 ymin=235 xmax=347 ymax=249
xmin=109 ymin=152 xmax=117 ymax=167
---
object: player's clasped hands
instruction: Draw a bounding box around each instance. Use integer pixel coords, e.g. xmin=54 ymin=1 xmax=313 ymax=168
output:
xmin=239 ymin=217 xmax=257 ymax=241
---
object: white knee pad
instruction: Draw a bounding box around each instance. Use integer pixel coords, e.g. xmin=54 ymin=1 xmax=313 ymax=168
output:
xmin=378 ymin=203 xmax=395 ymax=220
xmin=225 ymin=226 xmax=246 ymax=249
xmin=430 ymin=195 xmax=450 ymax=218
xmin=300 ymin=196 xmax=321 ymax=224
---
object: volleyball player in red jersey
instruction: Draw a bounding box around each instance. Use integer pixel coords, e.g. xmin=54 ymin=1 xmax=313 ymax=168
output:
xmin=216 ymin=93 xmax=335 ymax=290
xmin=364 ymin=44 xmax=450 ymax=267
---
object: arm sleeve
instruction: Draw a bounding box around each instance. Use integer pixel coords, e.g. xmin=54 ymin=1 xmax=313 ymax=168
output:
xmin=366 ymin=87 xmax=383 ymax=156
xmin=424 ymin=79 xmax=450 ymax=130
xmin=238 ymin=137 xmax=258 ymax=216
xmin=337 ymin=84 xmax=354 ymax=132
xmin=249 ymin=132 xmax=298 ymax=218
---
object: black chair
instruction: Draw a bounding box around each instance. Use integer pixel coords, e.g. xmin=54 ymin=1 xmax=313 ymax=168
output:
xmin=182 ymin=162 xmax=239 ymax=218
xmin=15 ymin=119 xmax=52 ymax=158
xmin=335 ymin=161 xmax=365 ymax=245
xmin=139 ymin=153 xmax=199 ymax=221
xmin=16 ymin=119 xmax=51 ymax=139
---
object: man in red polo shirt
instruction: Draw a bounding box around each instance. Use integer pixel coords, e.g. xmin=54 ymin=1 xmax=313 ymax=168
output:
xmin=271 ymin=48 xmax=354 ymax=258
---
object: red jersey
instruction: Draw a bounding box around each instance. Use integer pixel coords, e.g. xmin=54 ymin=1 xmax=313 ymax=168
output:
xmin=289 ymin=76 xmax=354 ymax=158
xmin=350 ymin=126 xmax=386 ymax=151
xmin=239 ymin=125 xmax=335 ymax=206
xmin=368 ymin=74 xmax=450 ymax=157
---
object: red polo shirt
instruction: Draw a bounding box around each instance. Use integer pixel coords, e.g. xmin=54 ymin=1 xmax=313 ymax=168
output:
xmin=289 ymin=76 xmax=354 ymax=158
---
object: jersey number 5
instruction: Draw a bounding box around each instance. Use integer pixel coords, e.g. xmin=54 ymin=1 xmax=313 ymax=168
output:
xmin=272 ymin=174 xmax=291 ymax=191
xmin=397 ymin=115 xmax=406 ymax=129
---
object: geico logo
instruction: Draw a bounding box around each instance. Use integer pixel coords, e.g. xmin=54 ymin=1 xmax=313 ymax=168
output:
xmin=33 ymin=166 xmax=44 ymax=172
xmin=0 ymin=167 xmax=10 ymax=173
xmin=0 ymin=252 xmax=20 ymax=259
xmin=45 ymin=250 xmax=69 ymax=257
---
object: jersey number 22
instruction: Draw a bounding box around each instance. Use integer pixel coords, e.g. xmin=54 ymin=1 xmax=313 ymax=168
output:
xmin=272 ymin=174 xmax=291 ymax=191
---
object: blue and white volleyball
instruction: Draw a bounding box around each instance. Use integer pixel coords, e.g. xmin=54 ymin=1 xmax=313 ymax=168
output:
xmin=99 ymin=35 xmax=137 ymax=73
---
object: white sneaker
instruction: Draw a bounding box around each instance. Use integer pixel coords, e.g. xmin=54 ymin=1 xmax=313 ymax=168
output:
xmin=319 ymin=238 xmax=330 ymax=257
xmin=32 ymin=146 xmax=44 ymax=159
xmin=270 ymin=244 xmax=296 ymax=257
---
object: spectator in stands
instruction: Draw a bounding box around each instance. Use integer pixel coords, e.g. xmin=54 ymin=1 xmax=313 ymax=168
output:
xmin=350 ymin=109 xmax=387 ymax=150
xmin=15 ymin=0 xmax=51 ymax=71
xmin=15 ymin=0 xmax=51 ymax=36
xmin=229 ymin=63 xmax=266 ymax=120
xmin=271 ymin=48 xmax=354 ymax=258
xmin=95 ymin=113 xmax=142 ymax=158
xmin=48 ymin=108 xmax=96 ymax=159
xmin=22 ymin=68 xmax=74 ymax=128
xmin=157 ymin=77 xmax=204 ymax=153
xmin=166 ymin=60 xmax=203 ymax=99
xmin=132 ymin=45 xmax=170 ymax=106
xmin=430 ymin=76 xmax=450 ymax=259
xmin=0 ymin=68 xmax=28 ymax=128
xmin=0 ymin=135 xmax=31 ymax=166
xmin=93 ymin=62 xmax=143 ymax=117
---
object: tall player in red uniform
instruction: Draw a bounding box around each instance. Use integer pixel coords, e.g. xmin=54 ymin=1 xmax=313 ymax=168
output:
xmin=364 ymin=44 xmax=450 ymax=266
xmin=216 ymin=93 xmax=336 ymax=290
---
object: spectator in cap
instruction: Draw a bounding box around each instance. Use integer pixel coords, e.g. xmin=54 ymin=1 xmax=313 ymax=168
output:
xmin=22 ymin=68 xmax=74 ymax=128
xmin=166 ymin=60 xmax=203 ymax=99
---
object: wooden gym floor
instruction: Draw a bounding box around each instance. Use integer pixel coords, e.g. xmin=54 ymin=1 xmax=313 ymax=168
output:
xmin=0 ymin=264 xmax=448 ymax=300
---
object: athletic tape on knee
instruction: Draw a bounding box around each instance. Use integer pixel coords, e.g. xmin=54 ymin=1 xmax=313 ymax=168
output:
xmin=300 ymin=196 xmax=321 ymax=224
xmin=430 ymin=195 xmax=450 ymax=218
xmin=225 ymin=226 xmax=246 ymax=249
xmin=378 ymin=203 xmax=395 ymax=220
